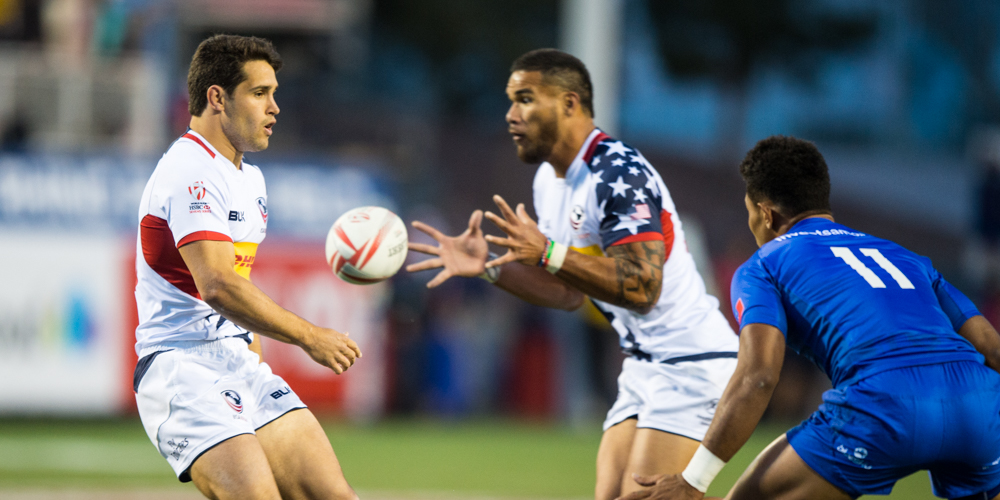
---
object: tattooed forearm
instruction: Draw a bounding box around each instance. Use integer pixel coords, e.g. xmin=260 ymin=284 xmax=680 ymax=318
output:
xmin=605 ymin=240 xmax=665 ymax=312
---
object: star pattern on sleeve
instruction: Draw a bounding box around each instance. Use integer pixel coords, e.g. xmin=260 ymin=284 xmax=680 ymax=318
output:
xmin=608 ymin=176 xmax=630 ymax=197
xmin=605 ymin=141 xmax=632 ymax=157
xmin=589 ymin=138 xmax=664 ymax=246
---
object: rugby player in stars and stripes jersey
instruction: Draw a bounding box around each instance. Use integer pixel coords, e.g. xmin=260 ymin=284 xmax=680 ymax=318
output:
xmin=407 ymin=48 xmax=739 ymax=500
xmin=620 ymin=136 xmax=1000 ymax=500
xmin=133 ymin=35 xmax=360 ymax=500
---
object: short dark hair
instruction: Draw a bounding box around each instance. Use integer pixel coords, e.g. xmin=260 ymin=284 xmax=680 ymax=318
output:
xmin=739 ymin=135 xmax=831 ymax=217
xmin=511 ymin=48 xmax=595 ymax=118
xmin=187 ymin=34 xmax=283 ymax=117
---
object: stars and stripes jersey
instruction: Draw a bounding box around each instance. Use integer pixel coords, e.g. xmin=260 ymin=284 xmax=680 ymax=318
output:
xmin=731 ymin=218 xmax=983 ymax=389
xmin=532 ymin=129 xmax=738 ymax=363
xmin=134 ymin=130 xmax=268 ymax=355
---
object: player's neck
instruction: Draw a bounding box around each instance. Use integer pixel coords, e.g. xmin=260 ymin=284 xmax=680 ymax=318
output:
xmin=548 ymin=119 xmax=596 ymax=177
xmin=188 ymin=118 xmax=244 ymax=170
xmin=776 ymin=212 xmax=835 ymax=236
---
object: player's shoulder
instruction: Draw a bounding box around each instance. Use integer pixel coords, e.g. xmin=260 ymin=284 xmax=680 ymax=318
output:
xmin=160 ymin=137 xmax=218 ymax=173
xmin=735 ymin=250 xmax=770 ymax=280
xmin=586 ymin=135 xmax=647 ymax=174
xmin=151 ymin=137 xmax=227 ymax=194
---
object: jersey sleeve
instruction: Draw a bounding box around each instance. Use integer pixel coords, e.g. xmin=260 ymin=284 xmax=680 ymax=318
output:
xmin=930 ymin=268 xmax=981 ymax=331
xmin=162 ymin=159 xmax=233 ymax=247
xmin=730 ymin=256 xmax=788 ymax=335
xmin=591 ymin=142 xmax=664 ymax=248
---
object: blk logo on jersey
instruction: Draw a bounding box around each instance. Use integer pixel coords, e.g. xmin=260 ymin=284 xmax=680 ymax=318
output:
xmin=229 ymin=211 xmax=245 ymax=222
xmin=221 ymin=390 xmax=243 ymax=413
xmin=256 ymin=197 xmax=268 ymax=223
xmin=188 ymin=181 xmax=207 ymax=201
xmin=570 ymin=205 xmax=585 ymax=230
xmin=270 ymin=386 xmax=291 ymax=400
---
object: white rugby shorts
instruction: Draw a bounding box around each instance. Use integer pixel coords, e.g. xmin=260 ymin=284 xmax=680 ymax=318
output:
xmin=603 ymin=356 xmax=737 ymax=440
xmin=134 ymin=337 xmax=306 ymax=482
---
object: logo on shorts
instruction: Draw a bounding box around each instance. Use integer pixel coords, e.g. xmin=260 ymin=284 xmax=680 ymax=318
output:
xmin=221 ymin=390 xmax=243 ymax=413
xmin=570 ymin=205 xmax=585 ymax=230
xmin=188 ymin=181 xmax=207 ymax=201
xmin=256 ymin=197 xmax=268 ymax=223
xmin=166 ymin=438 xmax=189 ymax=460
xmin=698 ymin=398 xmax=719 ymax=425
xmin=837 ymin=444 xmax=872 ymax=469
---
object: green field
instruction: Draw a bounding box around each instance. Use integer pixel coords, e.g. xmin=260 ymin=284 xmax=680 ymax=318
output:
xmin=0 ymin=418 xmax=937 ymax=499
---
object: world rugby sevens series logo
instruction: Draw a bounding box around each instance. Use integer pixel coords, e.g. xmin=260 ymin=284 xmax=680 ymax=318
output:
xmin=189 ymin=181 xmax=207 ymax=201
xmin=256 ymin=197 xmax=268 ymax=223
xmin=221 ymin=390 xmax=243 ymax=413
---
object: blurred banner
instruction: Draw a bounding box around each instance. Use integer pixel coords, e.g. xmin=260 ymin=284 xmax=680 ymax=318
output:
xmin=0 ymin=154 xmax=394 ymax=416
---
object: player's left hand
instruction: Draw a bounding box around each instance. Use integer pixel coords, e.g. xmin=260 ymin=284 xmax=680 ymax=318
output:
xmin=483 ymin=194 xmax=549 ymax=268
xmin=614 ymin=473 xmax=706 ymax=500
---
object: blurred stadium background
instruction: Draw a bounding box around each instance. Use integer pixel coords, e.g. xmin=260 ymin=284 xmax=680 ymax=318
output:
xmin=1 ymin=0 xmax=999 ymax=498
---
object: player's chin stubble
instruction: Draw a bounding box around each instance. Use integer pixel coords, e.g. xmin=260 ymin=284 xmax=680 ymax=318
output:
xmin=516 ymin=115 xmax=558 ymax=164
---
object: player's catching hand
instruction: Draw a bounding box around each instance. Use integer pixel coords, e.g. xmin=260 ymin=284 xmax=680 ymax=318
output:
xmin=407 ymin=210 xmax=490 ymax=288
xmin=482 ymin=194 xmax=549 ymax=268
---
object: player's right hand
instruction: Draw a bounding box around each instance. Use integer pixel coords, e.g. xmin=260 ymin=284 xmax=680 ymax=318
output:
xmin=301 ymin=327 xmax=362 ymax=374
xmin=406 ymin=210 xmax=490 ymax=288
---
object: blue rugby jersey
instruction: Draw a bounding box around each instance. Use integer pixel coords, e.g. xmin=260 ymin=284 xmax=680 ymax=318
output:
xmin=731 ymin=218 xmax=983 ymax=388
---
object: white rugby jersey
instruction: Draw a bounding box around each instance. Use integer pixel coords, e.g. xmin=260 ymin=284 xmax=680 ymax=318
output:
xmin=134 ymin=130 xmax=268 ymax=354
xmin=533 ymin=129 xmax=738 ymax=363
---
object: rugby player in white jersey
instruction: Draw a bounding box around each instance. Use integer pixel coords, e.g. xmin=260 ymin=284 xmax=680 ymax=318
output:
xmin=133 ymin=34 xmax=361 ymax=500
xmin=407 ymin=48 xmax=739 ymax=499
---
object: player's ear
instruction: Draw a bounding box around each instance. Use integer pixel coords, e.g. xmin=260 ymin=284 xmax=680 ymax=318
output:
xmin=562 ymin=92 xmax=579 ymax=117
xmin=206 ymin=85 xmax=226 ymax=113
xmin=758 ymin=202 xmax=775 ymax=230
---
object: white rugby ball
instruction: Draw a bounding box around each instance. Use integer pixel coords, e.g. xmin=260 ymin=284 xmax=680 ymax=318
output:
xmin=325 ymin=206 xmax=408 ymax=285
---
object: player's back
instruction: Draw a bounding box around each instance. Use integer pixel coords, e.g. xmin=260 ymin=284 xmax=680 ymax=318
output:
xmin=734 ymin=217 xmax=982 ymax=389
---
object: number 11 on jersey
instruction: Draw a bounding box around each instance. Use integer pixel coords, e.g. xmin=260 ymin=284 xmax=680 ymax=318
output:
xmin=831 ymin=247 xmax=915 ymax=289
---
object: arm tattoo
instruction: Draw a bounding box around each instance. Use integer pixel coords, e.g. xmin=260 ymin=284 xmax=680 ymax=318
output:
xmin=605 ymin=240 xmax=665 ymax=311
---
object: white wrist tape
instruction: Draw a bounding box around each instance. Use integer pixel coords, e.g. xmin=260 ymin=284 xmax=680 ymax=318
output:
xmin=681 ymin=444 xmax=726 ymax=493
xmin=545 ymin=242 xmax=568 ymax=274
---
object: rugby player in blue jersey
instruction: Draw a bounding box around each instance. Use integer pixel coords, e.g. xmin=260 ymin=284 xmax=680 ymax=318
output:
xmin=618 ymin=135 xmax=1000 ymax=500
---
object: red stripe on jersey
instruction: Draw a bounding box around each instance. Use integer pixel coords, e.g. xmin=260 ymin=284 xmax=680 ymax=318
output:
xmin=140 ymin=215 xmax=201 ymax=299
xmin=609 ymin=232 xmax=663 ymax=246
xmin=177 ymin=231 xmax=232 ymax=248
xmin=182 ymin=133 xmax=215 ymax=158
xmin=735 ymin=298 xmax=745 ymax=324
xmin=606 ymin=209 xmax=676 ymax=260
xmin=660 ymin=209 xmax=675 ymax=260
xmin=582 ymin=132 xmax=611 ymax=164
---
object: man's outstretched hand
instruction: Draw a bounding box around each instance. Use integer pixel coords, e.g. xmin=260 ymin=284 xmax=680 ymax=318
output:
xmin=406 ymin=210 xmax=490 ymax=288
xmin=615 ymin=474 xmax=707 ymax=500
xmin=482 ymin=194 xmax=549 ymax=269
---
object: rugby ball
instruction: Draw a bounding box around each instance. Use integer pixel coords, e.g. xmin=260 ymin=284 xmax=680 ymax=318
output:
xmin=325 ymin=206 xmax=408 ymax=285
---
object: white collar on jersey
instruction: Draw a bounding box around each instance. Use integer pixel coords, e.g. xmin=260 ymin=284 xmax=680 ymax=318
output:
xmin=563 ymin=128 xmax=605 ymax=180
